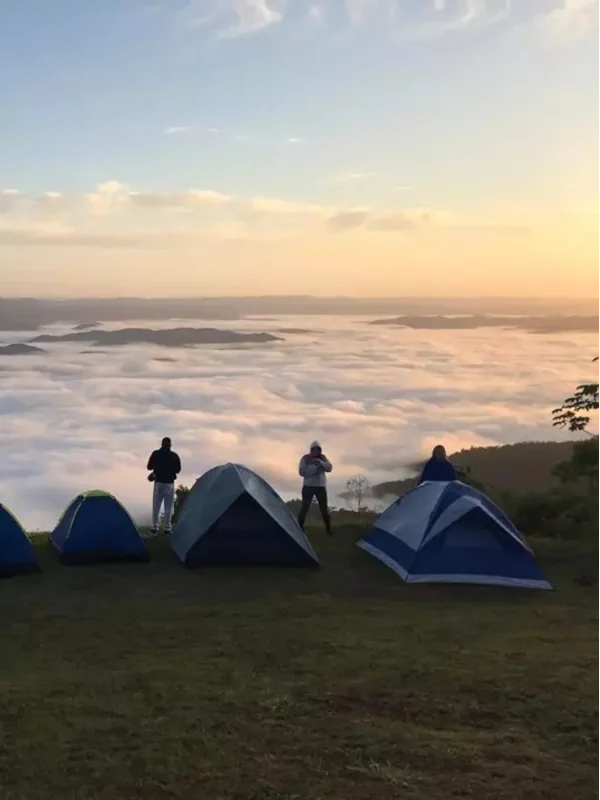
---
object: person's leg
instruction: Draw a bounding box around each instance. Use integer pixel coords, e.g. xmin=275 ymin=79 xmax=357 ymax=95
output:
xmin=151 ymin=482 xmax=162 ymax=534
xmin=162 ymin=484 xmax=175 ymax=533
xmin=298 ymin=487 xmax=315 ymax=530
xmin=315 ymin=487 xmax=332 ymax=535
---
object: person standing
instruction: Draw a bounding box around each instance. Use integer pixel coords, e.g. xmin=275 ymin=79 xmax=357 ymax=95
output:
xmin=147 ymin=437 xmax=181 ymax=535
xmin=298 ymin=440 xmax=333 ymax=536
xmin=418 ymin=444 xmax=456 ymax=483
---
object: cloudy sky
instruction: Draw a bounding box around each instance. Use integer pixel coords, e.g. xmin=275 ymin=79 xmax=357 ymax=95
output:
xmin=1 ymin=318 xmax=597 ymax=529
xmin=0 ymin=1 xmax=598 ymax=296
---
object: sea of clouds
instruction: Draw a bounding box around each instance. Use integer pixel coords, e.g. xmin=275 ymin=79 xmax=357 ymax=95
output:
xmin=0 ymin=315 xmax=597 ymax=529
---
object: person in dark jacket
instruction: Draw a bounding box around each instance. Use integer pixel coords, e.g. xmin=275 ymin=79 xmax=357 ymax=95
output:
xmin=147 ymin=437 xmax=181 ymax=535
xmin=419 ymin=445 xmax=456 ymax=483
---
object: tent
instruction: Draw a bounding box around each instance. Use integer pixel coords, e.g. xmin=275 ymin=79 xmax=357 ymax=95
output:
xmin=358 ymin=481 xmax=551 ymax=589
xmin=50 ymin=490 xmax=149 ymax=564
xmin=0 ymin=503 xmax=39 ymax=577
xmin=171 ymin=463 xmax=319 ymax=567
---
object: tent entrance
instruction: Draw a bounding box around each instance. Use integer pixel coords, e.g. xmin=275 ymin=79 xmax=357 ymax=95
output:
xmin=186 ymin=492 xmax=316 ymax=567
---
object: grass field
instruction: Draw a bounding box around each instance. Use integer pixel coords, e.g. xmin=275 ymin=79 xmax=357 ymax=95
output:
xmin=0 ymin=527 xmax=597 ymax=800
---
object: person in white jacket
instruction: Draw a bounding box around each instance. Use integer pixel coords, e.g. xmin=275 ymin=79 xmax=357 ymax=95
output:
xmin=297 ymin=440 xmax=333 ymax=535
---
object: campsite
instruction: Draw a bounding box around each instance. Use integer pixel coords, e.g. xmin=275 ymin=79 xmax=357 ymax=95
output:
xmin=0 ymin=463 xmax=596 ymax=799
xmin=2 ymin=466 xmax=553 ymax=587
xmin=0 ymin=520 xmax=596 ymax=800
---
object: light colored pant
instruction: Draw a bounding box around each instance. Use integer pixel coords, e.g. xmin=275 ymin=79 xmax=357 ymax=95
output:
xmin=152 ymin=482 xmax=175 ymax=530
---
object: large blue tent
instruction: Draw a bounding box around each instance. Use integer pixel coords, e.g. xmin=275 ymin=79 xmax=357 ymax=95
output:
xmin=50 ymin=490 xmax=149 ymax=564
xmin=171 ymin=463 xmax=319 ymax=567
xmin=358 ymin=481 xmax=551 ymax=589
xmin=0 ymin=503 xmax=39 ymax=577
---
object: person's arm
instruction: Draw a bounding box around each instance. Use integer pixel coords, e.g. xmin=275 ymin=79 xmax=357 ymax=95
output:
xmin=147 ymin=451 xmax=156 ymax=471
xmin=174 ymin=453 xmax=182 ymax=475
xmin=318 ymin=456 xmax=332 ymax=473
xmin=418 ymin=460 xmax=432 ymax=483
xmin=299 ymin=456 xmax=318 ymax=477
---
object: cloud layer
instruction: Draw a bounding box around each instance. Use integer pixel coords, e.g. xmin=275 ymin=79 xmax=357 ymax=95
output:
xmin=534 ymin=0 xmax=599 ymax=43
xmin=0 ymin=180 xmax=454 ymax=247
xmin=0 ymin=315 xmax=596 ymax=529
xmin=173 ymin=0 xmax=598 ymax=42
xmin=179 ymin=0 xmax=512 ymax=38
xmin=0 ymin=181 xmax=528 ymax=248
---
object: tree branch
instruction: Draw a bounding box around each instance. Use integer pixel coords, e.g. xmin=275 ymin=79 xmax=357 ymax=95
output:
xmin=552 ymin=360 xmax=599 ymax=433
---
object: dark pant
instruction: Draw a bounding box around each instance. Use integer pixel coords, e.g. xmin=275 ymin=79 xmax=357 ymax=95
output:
xmin=298 ymin=486 xmax=331 ymax=533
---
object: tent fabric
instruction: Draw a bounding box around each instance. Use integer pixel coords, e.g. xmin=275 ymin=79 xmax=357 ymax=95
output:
xmin=50 ymin=491 xmax=149 ymax=564
xmin=171 ymin=463 xmax=319 ymax=567
xmin=0 ymin=503 xmax=39 ymax=577
xmin=358 ymin=480 xmax=551 ymax=589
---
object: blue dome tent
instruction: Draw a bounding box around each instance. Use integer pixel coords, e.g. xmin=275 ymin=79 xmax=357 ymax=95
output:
xmin=0 ymin=503 xmax=39 ymax=577
xmin=358 ymin=481 xmax=551 ymax=589
xmin=171 ymin=463 xmax=319 ymax=568
xmin=50 ymin=490 xmax=149 ymax=564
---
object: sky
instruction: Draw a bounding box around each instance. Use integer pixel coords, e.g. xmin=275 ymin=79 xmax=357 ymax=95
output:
xmin=0 ymin=0 xmax=598 ymax=296
xmin=1 ymin=316 xmax=597 ymax=529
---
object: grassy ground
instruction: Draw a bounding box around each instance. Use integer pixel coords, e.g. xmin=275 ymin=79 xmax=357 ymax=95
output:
xmin=0 ymin=527 xmax=597 ymax=800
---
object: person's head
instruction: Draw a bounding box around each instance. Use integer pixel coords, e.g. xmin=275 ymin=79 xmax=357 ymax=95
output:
xmin=161 ymin=437 xmax=172 ymax=450
xmin=309 ymin=440 xmax=322 ymax=457
xmin=432 ymin=444 xmax=446 ymax=460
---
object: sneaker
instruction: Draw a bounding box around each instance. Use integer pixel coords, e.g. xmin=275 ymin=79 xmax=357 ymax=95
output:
xmin=164 ymin=528 xmax=172 ymax=536
xmin=144 ymin=528 xmax=158 ymax=538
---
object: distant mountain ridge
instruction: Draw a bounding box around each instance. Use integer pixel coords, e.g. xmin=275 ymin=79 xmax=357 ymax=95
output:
xmin=0 ymin=296 xmax=597 ymax=330
xmin=371 ymin=440 xmax=576 ymax=498
xmin=31 ymin=328 xmax=281 ymax=348
xmin=368 ymin=315 xmax=599 ymax=334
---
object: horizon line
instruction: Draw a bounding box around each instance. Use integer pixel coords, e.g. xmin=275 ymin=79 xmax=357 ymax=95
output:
xmin=1 ymin=295 xmax=597 ymax=302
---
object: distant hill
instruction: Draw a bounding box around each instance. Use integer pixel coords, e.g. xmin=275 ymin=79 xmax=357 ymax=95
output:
xmin=31 ymin=328 xmax=282 ymax=348
xmin=371 ymin=441 xmax=576 ymax=499
xmin=368 ymin=315 xmax=599 ymax=334
xmin=0 ymin=343 xmax=45 ymax=356
xmin=73 ymin=321 xmax=101 ymax=331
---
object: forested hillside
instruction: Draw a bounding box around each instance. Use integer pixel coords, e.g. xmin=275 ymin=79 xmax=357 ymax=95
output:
xmin=371 ymin=441 xmax=575 ymax=498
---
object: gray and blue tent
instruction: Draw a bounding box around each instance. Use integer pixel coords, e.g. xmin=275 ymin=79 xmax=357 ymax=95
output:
xmin=171 ymin=463 xmax=319 ymax=567
xmin=358 ymin=481 xmax=551 ymax=589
